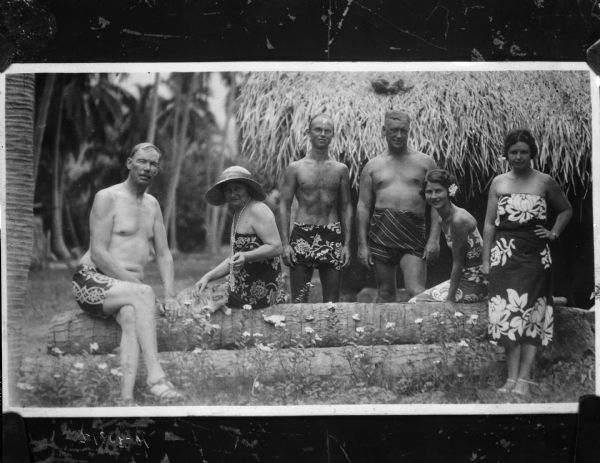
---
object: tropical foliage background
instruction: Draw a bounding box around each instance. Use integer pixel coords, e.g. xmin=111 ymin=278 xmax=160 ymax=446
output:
xmin=29 ymin=70 xmax=593 ymax=306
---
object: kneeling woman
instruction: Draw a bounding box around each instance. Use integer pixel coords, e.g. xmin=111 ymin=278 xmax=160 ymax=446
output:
xmin=195 ymin=166 xmax=286 ymax=309
xmin=411 ymin=169 xmax=487 ymax=303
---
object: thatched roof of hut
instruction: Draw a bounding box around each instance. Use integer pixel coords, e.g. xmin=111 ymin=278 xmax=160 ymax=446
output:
xmin=236 ymin=71 xmax=591 ymax=196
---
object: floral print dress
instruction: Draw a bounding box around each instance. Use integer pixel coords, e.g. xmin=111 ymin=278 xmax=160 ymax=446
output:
xmin=410 ymin=226 xmax=487 ymax=303
xmin=228 ymin=233 xmax=286 ymax=309
xmin=488 ymin=194 xmax=553 ymax=347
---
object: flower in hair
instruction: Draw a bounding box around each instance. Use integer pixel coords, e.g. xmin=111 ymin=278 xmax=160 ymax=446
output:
xmin=448 ymin=184 xmax=458 ymax=197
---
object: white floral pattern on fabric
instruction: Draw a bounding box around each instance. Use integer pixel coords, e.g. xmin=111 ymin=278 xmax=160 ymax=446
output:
xmin=490 ymin=237 xmax=515 ymax=267
xmin=495 ymin=193 xmax=547 ymax=225
xmin=540 ymin=245 xmax=552 ymax=269
xmin=488 ymin=295 xmax=511 ymax=339
xmin=489 ymin=193 xmax=553 ymax=348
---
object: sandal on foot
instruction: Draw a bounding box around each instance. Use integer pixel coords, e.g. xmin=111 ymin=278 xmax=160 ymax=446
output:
xmin=147 ymin=377 xmax=183 ymax=400
xmin=497 ymin=378 xmax=517 ymax=393
xmin=513 ymin=378 xmax=538 ymax=396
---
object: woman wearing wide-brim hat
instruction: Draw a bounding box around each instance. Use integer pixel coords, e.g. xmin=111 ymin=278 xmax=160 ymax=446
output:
xmin=195 ymin=166 xmax=286 ymax=309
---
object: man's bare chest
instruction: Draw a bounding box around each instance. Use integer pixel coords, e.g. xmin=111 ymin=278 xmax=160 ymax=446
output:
xmin=112 ymin=202 xmax=154 ymax=238
xmin=372 ymin=163 xmax=424 ymax=189
xmin=296 ymin=167 xmax=340 ymax=192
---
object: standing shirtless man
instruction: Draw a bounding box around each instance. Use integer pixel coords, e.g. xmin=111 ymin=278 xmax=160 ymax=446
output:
xmin=357 ymin=110 xmax=441 ymax=302
xmin=72 ymin=143 xmax=182 ymax=405
xmin=280 ymin=114 xmax=353 ymax=302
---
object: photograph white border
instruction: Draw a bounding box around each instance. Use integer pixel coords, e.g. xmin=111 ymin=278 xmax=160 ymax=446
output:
xmin=2 ymin=61 xmax=597 ymax=417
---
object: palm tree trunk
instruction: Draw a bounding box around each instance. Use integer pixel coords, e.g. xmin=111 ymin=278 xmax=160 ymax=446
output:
xmin=5 ymin=74 xmax=35 ymax=405
xmin=33 ymin=73 xmax=55 ymax=188
xmin=146 ymin=73 xmax=160 ymax=143
xmin=164 ymin=74 xmax=198 ymax=251
xmin=50 ymin=88 xmax=71 ymax=261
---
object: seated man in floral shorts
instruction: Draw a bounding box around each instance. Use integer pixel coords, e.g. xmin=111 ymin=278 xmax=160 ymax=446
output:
xmin=73 ymin=142 xmax=183 ymax=405
xmin=280 ymin=114 xmax=353 ymax=302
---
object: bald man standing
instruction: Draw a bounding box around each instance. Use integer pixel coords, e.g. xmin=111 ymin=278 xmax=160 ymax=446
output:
xmin=280 ymin=114 xmax=353 ymax=302
xmin=357 ymin=110 xmax=441 ymax=302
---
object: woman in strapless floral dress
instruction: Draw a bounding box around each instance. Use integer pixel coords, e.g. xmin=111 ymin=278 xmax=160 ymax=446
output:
xmin=410 ymin=169 xmax=487 ymax=303
xmin=482 ymin=129 xmax=572 ymax=397
xmin=195 ymin=166 xmax=286 ymax=309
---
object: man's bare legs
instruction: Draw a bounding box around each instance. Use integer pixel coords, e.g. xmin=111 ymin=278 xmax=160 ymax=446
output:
xmin=319 ymin=267 xmax=341 ymax=303
xmin=399 ymin=254 xmax=426 ymax=297
xmin=289 ymin=265 xmax=315 ymax=302
xmin=290 ymin=265 xmax=342 ymax=302
xmin=115 ymin=305 xmax=140 ymax=400
xmin=373 ymin=260 xmax=397 ymax=302
xmin=102 ymin=282 xmax=166 ymax=399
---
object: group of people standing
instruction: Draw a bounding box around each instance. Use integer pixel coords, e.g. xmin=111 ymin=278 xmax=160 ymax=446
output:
xmin=72 ymin=109 xmax=572 ymax=404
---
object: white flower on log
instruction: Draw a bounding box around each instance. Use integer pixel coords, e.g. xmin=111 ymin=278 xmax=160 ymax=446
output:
xmin=414 ymin=318 xmax=423 ymax=324
xmin=17 ymin=382 xmax=34 ymax=391
xmin=73 ymin=362 xmax=84 ymax=369
xmin=263 ymin=314 xmax=286 ymax=328
xmin=467 ymin=314 xmax=479 ymax=325
xmin=97 ymin=363 xmax=108 ymax=370
xmin=304 ymin=327 xmax=315 ymax=334
xmin=89 ymin=342 xmax=99 ymax=353
xmin=356 ymin=326 xmax=365 ymax=334
xmin=257 ymin=343 xmax=272 ymax=352
xmin=352 ymin=314 xmax=361 ymax=321
xmin=385 ymin=322 xmax=396 ymax=330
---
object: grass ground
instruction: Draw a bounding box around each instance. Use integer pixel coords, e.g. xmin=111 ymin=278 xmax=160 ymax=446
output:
xmin=17 ymin=251 xmax=596 ymax=407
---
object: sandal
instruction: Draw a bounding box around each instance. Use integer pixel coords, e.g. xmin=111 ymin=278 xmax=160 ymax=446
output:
xmin=497 ymin=378 xmax=517 ymax=393
xmin=147 ymin=377 xmax=183 ymax=400
xmin=513 ymin=378 xmax=538 ymax=396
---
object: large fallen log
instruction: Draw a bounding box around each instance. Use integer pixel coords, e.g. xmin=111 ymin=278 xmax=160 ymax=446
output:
xmin=47 ymin=290 xmax=594 ymax=362
xmin=23 ymin=343 xmax=504 ymax=385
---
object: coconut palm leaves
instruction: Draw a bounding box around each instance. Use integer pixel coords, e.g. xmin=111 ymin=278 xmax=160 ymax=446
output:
xmin=237 ymin=71 xmax=590 ymax=196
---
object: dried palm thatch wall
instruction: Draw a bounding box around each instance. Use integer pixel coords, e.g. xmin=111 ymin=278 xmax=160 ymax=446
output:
xmin=237 ymin=71 xmax=591 ymax=196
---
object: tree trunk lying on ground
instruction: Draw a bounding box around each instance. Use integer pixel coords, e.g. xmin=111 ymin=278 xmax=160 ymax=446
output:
xmin=23 ymin=343 xmax=504 ymax=384
xmin=47 ymin=287 xmax=594 ymax=362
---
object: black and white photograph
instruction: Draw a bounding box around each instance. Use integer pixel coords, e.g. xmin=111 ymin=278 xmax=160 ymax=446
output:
xmin=2 ymin=64 xmax=597 ymax=414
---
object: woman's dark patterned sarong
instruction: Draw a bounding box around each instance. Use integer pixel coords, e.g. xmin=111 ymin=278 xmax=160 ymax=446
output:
xmin=488 ymin=194 xmax=553 ymax=348
xmin=289 ymin=222 xmax=343 ymax=270
xmin=368 ymin=209 xmax=426 ymax=263
xmin=228 ymin=233 xmax=286 ymax=309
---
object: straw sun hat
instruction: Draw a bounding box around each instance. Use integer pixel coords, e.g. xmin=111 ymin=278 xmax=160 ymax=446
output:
xmin=205 ymin=166 xmax=266 ymax=206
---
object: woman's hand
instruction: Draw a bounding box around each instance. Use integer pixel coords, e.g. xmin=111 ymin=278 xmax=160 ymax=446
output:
xmin=193 ymin=275 xmax=210 ymax=297
xmin=282 ymin=244 xmax=296 ymax=267
xmin=231 ymin=252 xmax=247 ymax=270
xmin=534 ymin=225 xmax=558 ymax=241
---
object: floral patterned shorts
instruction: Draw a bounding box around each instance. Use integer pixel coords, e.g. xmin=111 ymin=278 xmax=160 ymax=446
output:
xmin=72 ymin=264 xmax=116 ymax=318
xmin=290 ymin=222 xmax=343 ymax=270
